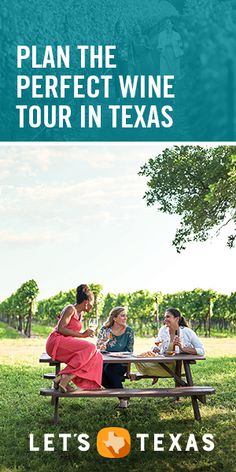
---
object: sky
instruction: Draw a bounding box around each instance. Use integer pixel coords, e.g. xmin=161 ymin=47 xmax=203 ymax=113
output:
xmin=0 ymin=143 xmax=235 ymax=301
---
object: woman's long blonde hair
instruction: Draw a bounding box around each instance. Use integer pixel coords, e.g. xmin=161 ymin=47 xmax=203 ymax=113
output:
xmin=105 ymin=306 xmax=126 ymax=328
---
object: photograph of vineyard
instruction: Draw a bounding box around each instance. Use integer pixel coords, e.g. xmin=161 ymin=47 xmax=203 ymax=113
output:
xmin=1 ymin=0 xmax=235 ymax=142
xmin=0 ymin=144 xmax=235 ymax=472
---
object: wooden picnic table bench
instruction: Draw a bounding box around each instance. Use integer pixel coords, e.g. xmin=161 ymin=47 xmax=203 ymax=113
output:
xmin=39 ymin=352 xmax=215 ymax=424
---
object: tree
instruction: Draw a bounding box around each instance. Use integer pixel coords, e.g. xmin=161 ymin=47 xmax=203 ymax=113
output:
xmin=159 ymin=288 xmax=217 ymax=336
xmin=33 ymin=286 xmax=235 ymax=335
xmin=127 ymin=290 xmax=156 ymax=335
xmin=89 ymin=283 xmax=104 ymax=325
xmin=102 ymin=292 xmax=129 ymax=323
xmin=0 ymin=279 xmax=39 ymax=337
xmin=139 ymin=145 xmax=236 ymax=252
xmin=21 ymin=280 xmax=39 ymax=337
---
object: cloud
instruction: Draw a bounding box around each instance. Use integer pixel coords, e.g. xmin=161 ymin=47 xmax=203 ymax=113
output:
xmin=0 ymin=174 xmax=146 ymax=217
xmin=0 ymin=143 xmax=218 ymax=183
xmin=0 ymin=228 xmax=79 ymax=246
xmin=0 ymin=230 xmax=55 ymax=245
xmin=0 ymin=143 xmax=165 ymax=181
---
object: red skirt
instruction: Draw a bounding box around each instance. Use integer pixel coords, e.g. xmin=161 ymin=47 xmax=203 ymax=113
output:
xmin=46 ymin=331 xmax=103 ymax=389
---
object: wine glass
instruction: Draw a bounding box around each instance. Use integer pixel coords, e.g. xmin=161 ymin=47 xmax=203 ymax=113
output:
xmin=154 ymin=339 xmax=162 ymax=353
xmin=105 ymin=330 xmax=113 ymax=344
xmin=88 ymin=318 xmax=98 ymax=335
xmin=100 ymin=330 xmax=113 ymax=351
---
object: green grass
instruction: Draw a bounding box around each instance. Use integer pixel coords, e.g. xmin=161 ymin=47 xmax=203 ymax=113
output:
xmin=1 ymin=321 xmax=235 ymax=341
xmin=0 ymin=323 xmax=235 ymax=471
xmin=0 ymin=322 xmax=21 ymax=339
xmin=31 ymin=324 xmax=54 ymax=337
xmin=0 ymin=358 xmax=235 ymax=472
xmin=195 ymin=329 xmax=236 ymax=339
xmin=0 ymin=322 xmax=53 ymax=340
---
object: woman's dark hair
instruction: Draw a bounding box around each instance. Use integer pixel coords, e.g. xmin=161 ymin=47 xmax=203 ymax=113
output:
xmin=76 ymin=284 xmax=94 ymax=304
xmin=165 ymin=307 xmax=188 ymax=327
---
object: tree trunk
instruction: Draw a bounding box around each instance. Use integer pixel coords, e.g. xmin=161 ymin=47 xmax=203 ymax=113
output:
xmin=155 ymin=297 xmax=160 ymax=332
xmin=24 ymin=317 xmax=29 ymax=336
xmin=28 ymin=302 xmax=33 ymax=338
xmin=208 ymin=298 xmax=213 ymax=338
xmin=24 ymin=302 xmax=33 ymax=337
xmin=139 ymin=321 xmax=143 ymax=336
xmin=204 ymin=318 xmax=207 ymax=337
xmin=18 ymin=315 xmax=23 ymax=333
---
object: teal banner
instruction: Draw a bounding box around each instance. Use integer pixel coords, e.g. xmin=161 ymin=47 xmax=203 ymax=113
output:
xmin=0 ymin=0 xmax=235 ymax=141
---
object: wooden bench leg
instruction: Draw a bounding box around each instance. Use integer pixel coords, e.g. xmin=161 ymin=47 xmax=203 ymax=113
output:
xmin=183 ymin=362 xmax=207 ymax=405
xmin=191 ymin=396 xmax=201 ymax=421
xmin=51 ymin=362 xmax=61 ymax=406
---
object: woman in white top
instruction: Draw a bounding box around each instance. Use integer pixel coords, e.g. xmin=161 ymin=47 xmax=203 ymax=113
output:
xmin=135 ymin=308 xmax=204 ymax=380
xmin=154 ymin=308 xmax=205 ymax=356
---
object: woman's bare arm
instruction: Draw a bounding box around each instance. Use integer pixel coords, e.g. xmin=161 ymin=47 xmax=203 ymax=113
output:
xmin=57 ymin=306 xmax=94 ymax=338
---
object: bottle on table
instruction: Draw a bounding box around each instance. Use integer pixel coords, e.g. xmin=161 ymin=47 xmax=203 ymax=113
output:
xmin=174 ymin=329 xmax=180 ymax=354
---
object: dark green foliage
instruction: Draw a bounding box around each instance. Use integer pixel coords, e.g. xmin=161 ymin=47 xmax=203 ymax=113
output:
xmin=0 ymin=280 xmax=39 ymax=336
xmin=36 ymin=283 xmax=104 ymax=325
xmin=139 ymin=145 xmax=236 ymax=251
xmin=1 ymin=283 xmax=235 ymax=336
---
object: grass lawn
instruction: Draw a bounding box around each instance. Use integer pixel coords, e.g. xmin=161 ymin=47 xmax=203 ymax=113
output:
xmin=0 ymin=323 xmax=235 ymax=472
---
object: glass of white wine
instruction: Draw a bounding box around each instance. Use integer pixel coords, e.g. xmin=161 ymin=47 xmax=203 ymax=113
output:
xmin=88 ymin=318 xmax=98 ymax=336
xmin=102 ymin=330 xmax=113 ymax=349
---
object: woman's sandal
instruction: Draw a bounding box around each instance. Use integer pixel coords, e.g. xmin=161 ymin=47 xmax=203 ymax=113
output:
xmin=53 ymin=375 xmax=73 ymax=393
xmin=53 ymin=375 xmax=61 ymax=390
xmin=58 ymin=383 xmax=67 ymax=393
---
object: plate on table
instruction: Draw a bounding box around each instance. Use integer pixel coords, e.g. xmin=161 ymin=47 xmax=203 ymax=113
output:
xmin=118 ymin=352 xmax=134 ymax=356
xmin=137 ymin=351 xmax=164 ymax=358
xmin=105 ymin=352 xmax=134 ymax=358
xmin=105 ymin=352 xmax=125 ymax=358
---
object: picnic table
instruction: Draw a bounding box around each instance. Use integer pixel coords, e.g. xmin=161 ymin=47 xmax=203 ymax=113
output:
xmin=39 ymin=352 xmax=215 ymax=424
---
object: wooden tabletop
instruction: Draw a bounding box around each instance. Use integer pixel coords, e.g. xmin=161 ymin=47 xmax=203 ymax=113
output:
xmin=39 ymin=352 xmax=205 ymax=364
xmin=102 ymin=353 xmax=205 ymax=363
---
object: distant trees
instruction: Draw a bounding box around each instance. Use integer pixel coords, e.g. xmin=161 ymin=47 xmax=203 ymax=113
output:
xmin=0 ymin=281 xmax=235 ymax=337
xmin=0 ymin=280 xmax=39 ymax=337
xmin=35 ymin=286 xmax=235 ymax=336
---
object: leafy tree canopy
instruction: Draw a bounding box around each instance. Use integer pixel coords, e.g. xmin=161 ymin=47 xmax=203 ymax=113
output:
xmin=139 ymin=145 xmax=236 ymax=252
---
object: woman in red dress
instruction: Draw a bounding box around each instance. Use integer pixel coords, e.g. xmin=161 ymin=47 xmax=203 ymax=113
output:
xmin=46 ymin=284 xmax=103 ymax=392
